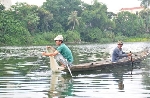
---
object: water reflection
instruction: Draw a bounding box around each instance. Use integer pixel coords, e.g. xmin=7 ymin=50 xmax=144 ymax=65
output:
xmin=0 ymin=42 xmax=150 ymax=97
xmin=49 ymin=73 xmax=73 ymax=97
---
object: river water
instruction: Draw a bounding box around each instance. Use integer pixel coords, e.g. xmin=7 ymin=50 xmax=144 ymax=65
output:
xmin=0 ymin=42 xmax=150 ymax=98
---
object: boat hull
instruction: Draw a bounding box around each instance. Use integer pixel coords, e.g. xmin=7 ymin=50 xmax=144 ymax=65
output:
xmin=62 ymin=50 xmax=149 ymax=72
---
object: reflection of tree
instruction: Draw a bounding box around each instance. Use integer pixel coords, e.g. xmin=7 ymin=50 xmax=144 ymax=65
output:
xmin=48 ymin=73 xmax=73 ymax=97
xmin=141 ymin=59 xmax=150 ymax=90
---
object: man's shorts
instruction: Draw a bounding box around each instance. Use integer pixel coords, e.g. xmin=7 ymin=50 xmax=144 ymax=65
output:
xmin=54 ymin=53 xmax=72 ymax=66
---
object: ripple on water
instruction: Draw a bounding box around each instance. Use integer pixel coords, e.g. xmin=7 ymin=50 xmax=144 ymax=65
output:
xmin=0 ymin=43 xmax=150 ymax=98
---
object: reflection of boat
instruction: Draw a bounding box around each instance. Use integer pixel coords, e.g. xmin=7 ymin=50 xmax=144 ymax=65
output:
xmin=47 ymin=47 xmax=150 ymax=73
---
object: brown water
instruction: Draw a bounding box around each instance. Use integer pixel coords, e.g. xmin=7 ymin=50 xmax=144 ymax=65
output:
xmin=0 ymin=42 xmax=150 ymax=98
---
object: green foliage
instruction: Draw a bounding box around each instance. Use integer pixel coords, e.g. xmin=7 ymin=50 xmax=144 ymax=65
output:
xmin=140 ymin=33 xmax=150 ymax=38
xmin=114 ymin=11 xmax=144 ymax=36
xmin=114 ymin=35 xmax=126 ymax=42
xmin=1 ymin=0 xmax=150 ymax=46
xmin=37 ymin=7 xmax=53 ymax=32
xmin=11 ymin=3 xmax=40 ymax=34
xmin=104 ymin=31 xmax=115 ymax=41
xmin=81 ymin=1 xmax=109 ymax=30
xmin=0 ymin=3 xmax=5 ymax=11
xmin=10 ymin=2 xmax=53 ymax=34
xmin=139 ymin=0 xmax=150 ymax=8
xmin=52 ymin=22 xmax=64 ymax=33
xmin=42 ymin=0 xmax=83 ymax=31
xmin=139 ymin=9 xmax=150 ymax=33
xmin=0 ymin=10 xmax=31 ymax=45
xmin=32 ymin=32 xmax=57 ymax=45
xmin=82 ymin=28 xmax=103 ymax=42
xmin=125 ymin=37 xmax=149 ymax=42
xmin=65 ymin=30 xmax=81 ymax=42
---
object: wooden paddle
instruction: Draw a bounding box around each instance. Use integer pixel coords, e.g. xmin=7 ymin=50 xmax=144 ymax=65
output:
xmin=130 ymin=51 xmax=133 ymax=74
xmin=65 ymin=62 xmax=73 ymax=77
xmin=130 ymin=51 xmax=133 ymax=67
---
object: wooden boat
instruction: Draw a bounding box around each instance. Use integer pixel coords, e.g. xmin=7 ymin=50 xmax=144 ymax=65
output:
xmin=47 ymin=47 xmax=150 ymax=73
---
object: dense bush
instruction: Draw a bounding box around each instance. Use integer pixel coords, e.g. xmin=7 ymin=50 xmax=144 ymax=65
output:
xmin=0 ymin=1 xmax=150 ymax=46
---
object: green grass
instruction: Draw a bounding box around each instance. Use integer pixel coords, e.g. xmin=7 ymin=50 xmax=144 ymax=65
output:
xmin=124 ymin=37 xmax=150 ymax=42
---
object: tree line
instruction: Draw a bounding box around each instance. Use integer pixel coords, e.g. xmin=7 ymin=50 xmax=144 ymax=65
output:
xmin=0 ymin=0 xmax=150 ymax=46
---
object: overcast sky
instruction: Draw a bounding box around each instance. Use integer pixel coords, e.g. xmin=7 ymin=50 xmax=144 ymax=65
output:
xmin=12 ymin=0 xmax=141 ymax=12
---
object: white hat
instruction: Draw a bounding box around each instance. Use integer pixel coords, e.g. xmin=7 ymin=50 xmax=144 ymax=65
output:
xmin=54 ymin=35 xmax=63 ymax=41
xmin=117 ymin=41 xmax=123 ymax=45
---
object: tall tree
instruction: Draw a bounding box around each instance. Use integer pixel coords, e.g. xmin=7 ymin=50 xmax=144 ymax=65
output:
xmin=68 ymin=11 xmax=80 ymax=30
xmin=81 ymin=0 xmax=112 ymax=31
xmin=11 ymin=3 xmax=40 ymax=34
xmin=114 ymin=11 xmax=144 ymax=36
xmin=139 ymin=0 xmax=150 ymax=8
xmin=0 ymin=10 xmax=31 ymax=45
xmin=37 ymin=7 xmax=53 ymax=32
xmin=42 ymin=0 xmax=83 ymax=31
xmin=0 ymin=3 xmax=5 ymax=11
xmin=139 ymin=9 xmax=150 ymax=33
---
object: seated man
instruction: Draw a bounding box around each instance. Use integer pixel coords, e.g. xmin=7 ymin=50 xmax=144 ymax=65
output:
xmin=42 ymin=35 xmax=73 ymax=67
xmin=112 ymin=41 xmax=132 ymax=62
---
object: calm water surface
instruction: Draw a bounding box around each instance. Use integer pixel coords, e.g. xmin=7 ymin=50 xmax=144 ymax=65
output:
xmin=0 ymin=42 xmax=150 ymax=98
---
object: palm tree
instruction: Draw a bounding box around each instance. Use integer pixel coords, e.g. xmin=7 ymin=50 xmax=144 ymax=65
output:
xmin=68 ymin=11 xmax=80 ymax=30
xmin=139 ymin=0 xmax=150 ymax=8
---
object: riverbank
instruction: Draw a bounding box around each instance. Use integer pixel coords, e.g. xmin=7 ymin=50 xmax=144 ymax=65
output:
xmin=0 ymin=35 xmax=150 ymax=46
xmin=125 ymin=37 xmax=150 ymax=42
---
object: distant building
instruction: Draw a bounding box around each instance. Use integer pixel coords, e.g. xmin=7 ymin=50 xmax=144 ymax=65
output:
xmin=0 ymin=0 xmax=12 ymax=10
xmin=119 ymin=7 xmax=144 ymax=14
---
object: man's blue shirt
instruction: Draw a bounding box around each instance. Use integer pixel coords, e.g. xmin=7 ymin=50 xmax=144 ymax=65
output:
xmin=112 ymin=47 xmax=128 ymax=62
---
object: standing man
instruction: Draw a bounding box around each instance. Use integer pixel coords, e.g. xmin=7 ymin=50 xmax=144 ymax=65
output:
xmin=42 ymin=35 xmax=73 ymax=67
xmin=112 ymin=41 xmax=132 ymax=62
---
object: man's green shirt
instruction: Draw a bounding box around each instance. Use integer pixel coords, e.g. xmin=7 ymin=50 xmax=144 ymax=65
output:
xmin=57 ymin=43 xmax=73 ymax=63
